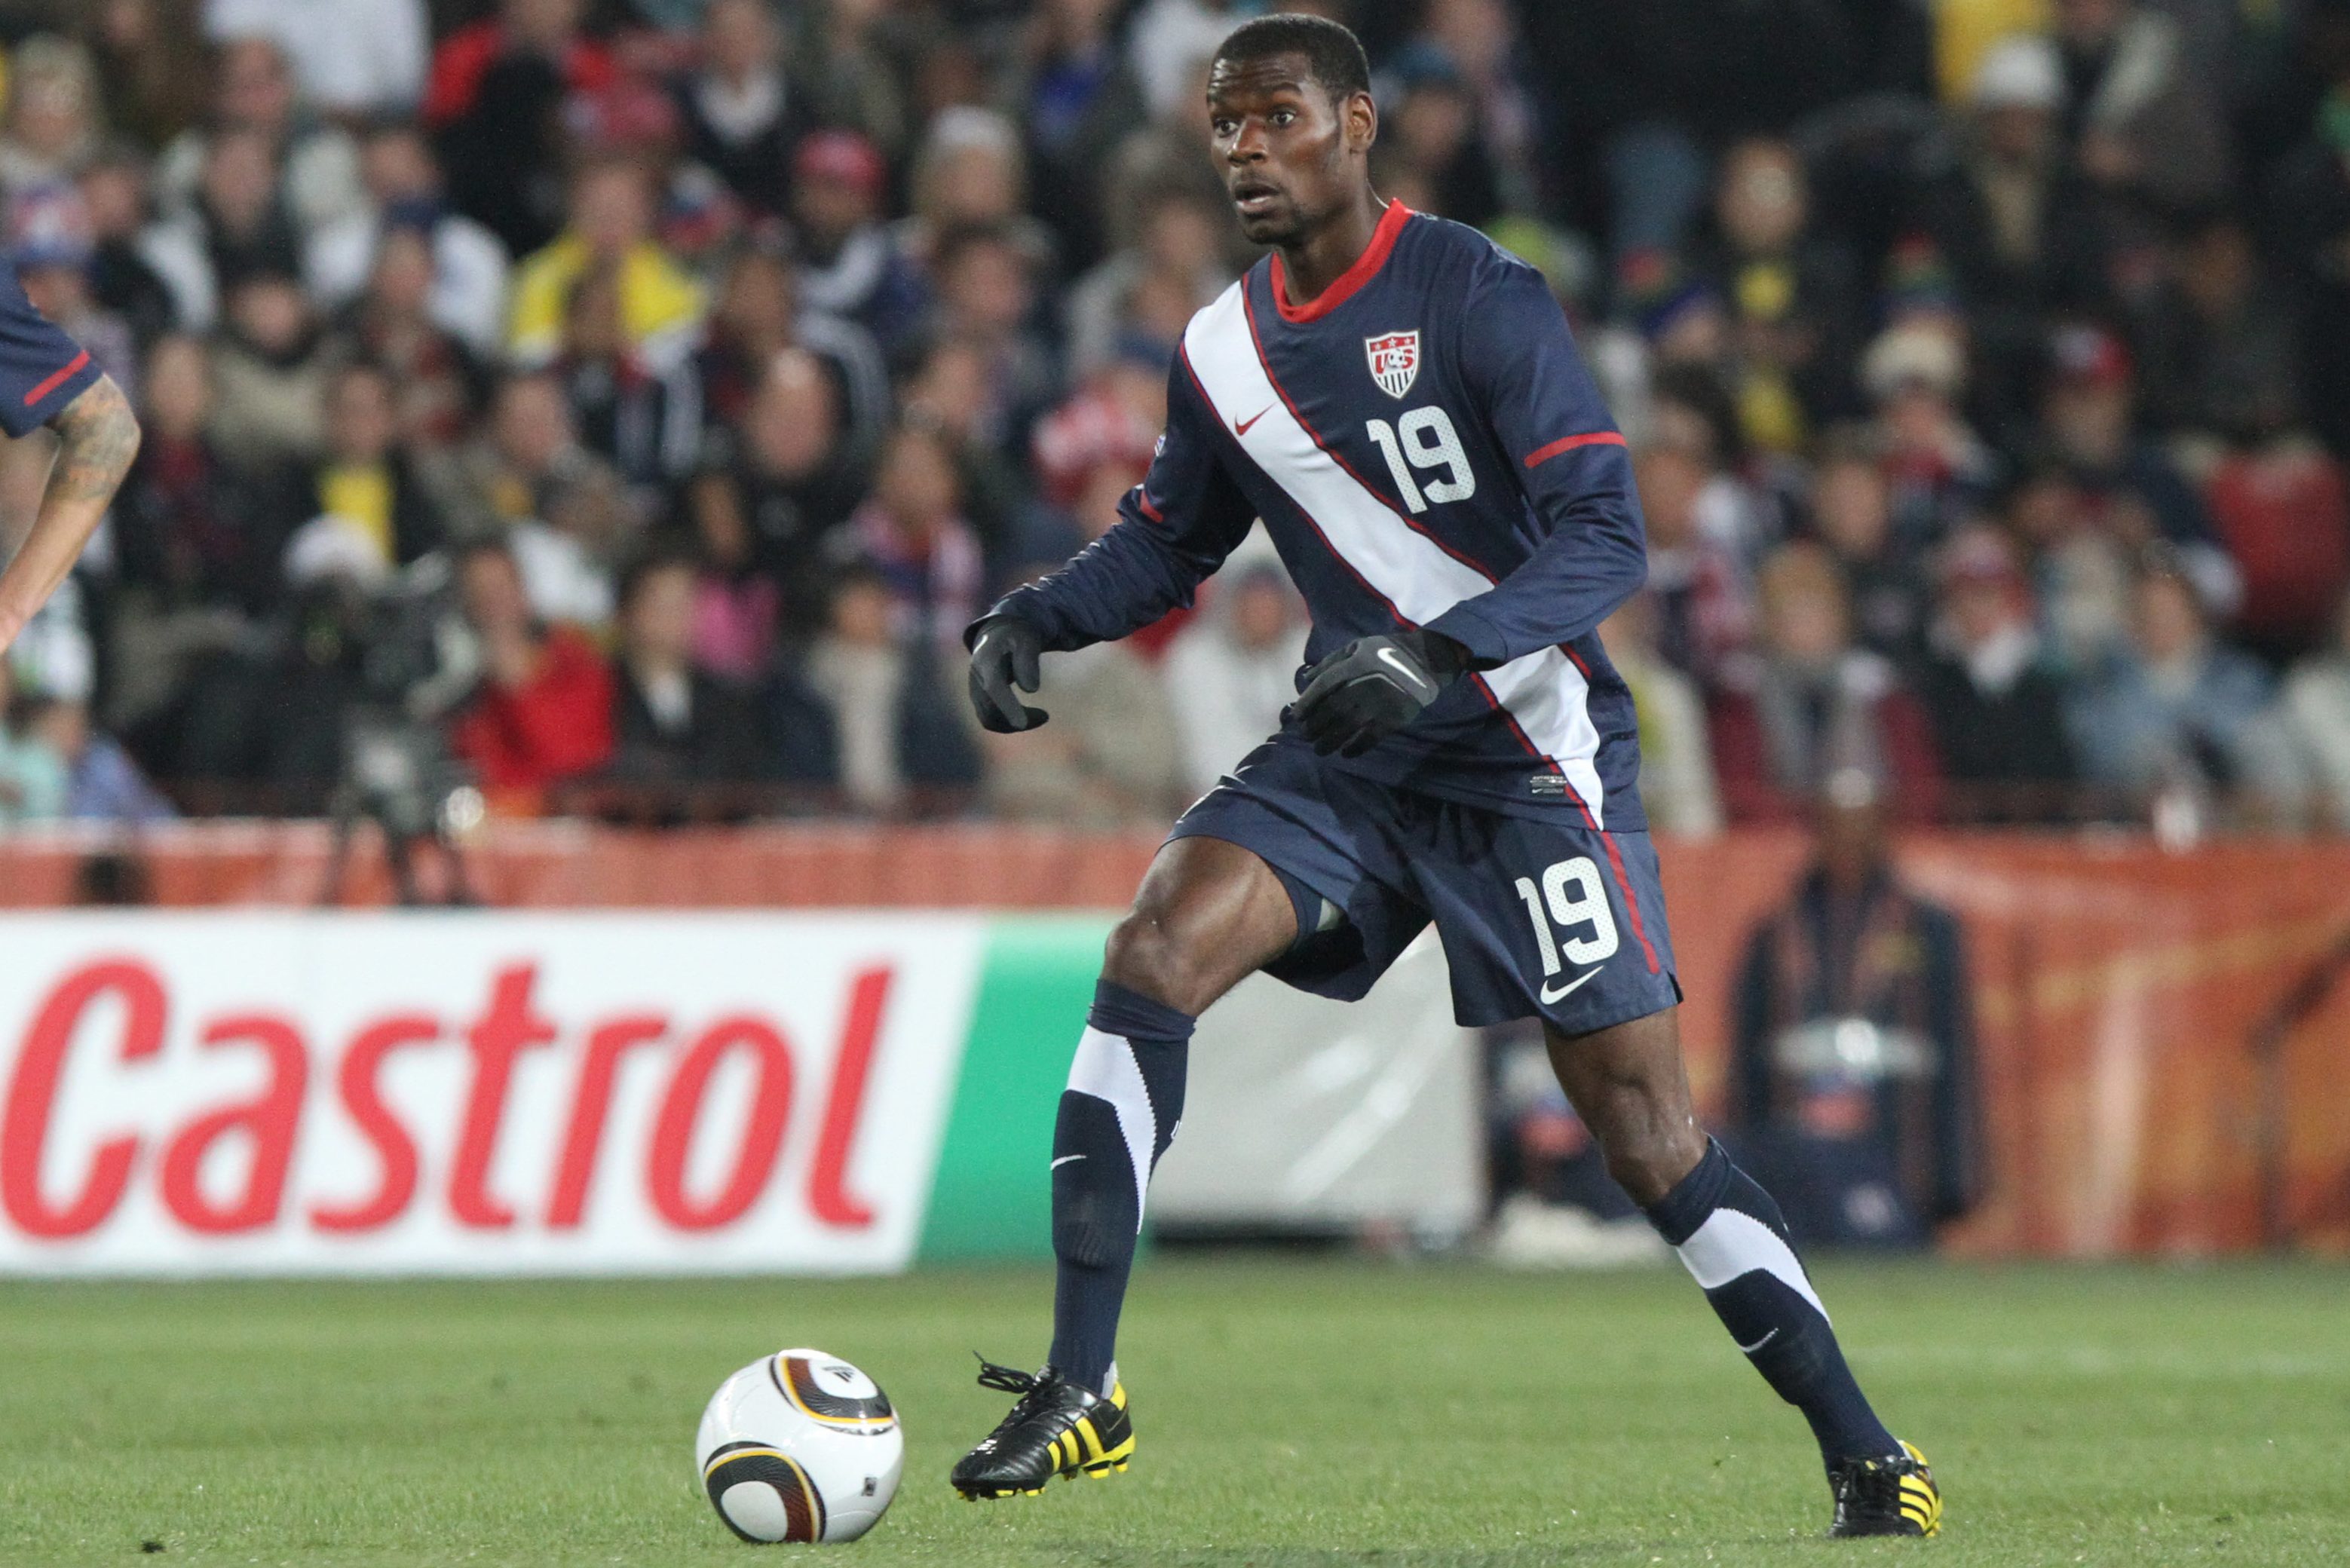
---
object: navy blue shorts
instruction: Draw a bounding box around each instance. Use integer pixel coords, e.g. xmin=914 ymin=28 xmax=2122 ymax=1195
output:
xmin=1170 ymin=733 xmax=1681 ymax=1033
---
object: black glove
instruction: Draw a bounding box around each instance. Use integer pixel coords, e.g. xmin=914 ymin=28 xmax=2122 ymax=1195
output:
xmin=966 ymin=612 xmax=1049 ymax=733
xmin=1291 ymin=629 xmax=1469 ymax=757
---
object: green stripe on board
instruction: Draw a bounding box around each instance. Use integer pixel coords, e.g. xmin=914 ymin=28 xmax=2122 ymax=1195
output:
xmin=917 ymin=916 xmax=1114 ymax=1262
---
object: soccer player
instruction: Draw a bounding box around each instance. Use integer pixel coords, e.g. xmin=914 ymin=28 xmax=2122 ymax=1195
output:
xmin=951 ymin=14 xmax=1941 ymax=1539
xmin=0 ymin=270 xmax=139 ymax=652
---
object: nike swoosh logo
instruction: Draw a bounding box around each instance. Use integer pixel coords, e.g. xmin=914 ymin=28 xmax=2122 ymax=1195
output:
xmin=1236 ymin=405 xmax=1272 ymax=436
xmin=1737 ymin=1328 xmax=1779 ymax=1354
xmin=1538 ymin=967 xmax=1601 ymax=1005
xmin=1376 ymin=645 xmax=1435 ymax=694
xmin=1050 ymin=1154 xmax=1086 ymax=1170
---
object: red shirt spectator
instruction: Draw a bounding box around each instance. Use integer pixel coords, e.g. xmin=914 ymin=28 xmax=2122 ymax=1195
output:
xmin=450 ymin=541 xmax=614 ymax=793
xmin=422 ymin=3 xmax=618 ymax=128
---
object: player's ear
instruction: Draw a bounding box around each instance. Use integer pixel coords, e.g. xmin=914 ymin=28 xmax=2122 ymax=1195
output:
xmin=1344 ymin=89 xmax=1377 ymax=155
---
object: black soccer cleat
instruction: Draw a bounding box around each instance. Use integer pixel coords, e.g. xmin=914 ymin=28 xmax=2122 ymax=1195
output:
xmin=949 ymin=1357 xmax=1134 ymax=1499
xmin=1829 ymin=1440 xmax=1941 ymax=1537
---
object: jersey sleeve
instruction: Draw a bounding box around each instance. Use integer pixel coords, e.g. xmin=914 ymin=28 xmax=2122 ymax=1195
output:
xmin=0 ymin=270 xmax=100 ymax=439
xmin=981 ymin=349 xmax=1257 ymax=651
xmin=1422 ymin=248 xmax=1647 ymax=667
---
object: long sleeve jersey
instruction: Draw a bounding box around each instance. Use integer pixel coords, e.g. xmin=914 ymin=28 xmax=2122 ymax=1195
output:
xmin=988 ymin=202 xmax=1651 ymax=829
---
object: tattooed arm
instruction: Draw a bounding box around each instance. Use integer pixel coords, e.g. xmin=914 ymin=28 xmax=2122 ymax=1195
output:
xmin=0 ymin=375 xmax=139 ymax=649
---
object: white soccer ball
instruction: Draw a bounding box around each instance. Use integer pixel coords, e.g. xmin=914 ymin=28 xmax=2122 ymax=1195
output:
xmin=695 ymin=1348 xmax=905 ymax=1543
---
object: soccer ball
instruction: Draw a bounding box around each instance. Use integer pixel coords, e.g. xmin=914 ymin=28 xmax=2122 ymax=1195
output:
xmin=695 ymin=1348 xmax=904 ymax=1543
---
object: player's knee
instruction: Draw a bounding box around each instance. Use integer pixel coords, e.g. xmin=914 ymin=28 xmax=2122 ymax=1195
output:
xmin=1592 ymin=1112 xmax=1706 ymax=1207
xmin=1101 ymin=911 xmax=1218 ymax=1017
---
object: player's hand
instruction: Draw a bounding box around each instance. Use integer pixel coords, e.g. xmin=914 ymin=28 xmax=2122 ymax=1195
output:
xmin=966 ymin=612 xmax=1049 ymax=733
xmin=1292 ymin=629 xmax=1468 ymax=758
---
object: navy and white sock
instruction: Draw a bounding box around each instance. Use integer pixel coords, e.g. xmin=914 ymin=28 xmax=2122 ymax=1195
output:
xmin=1047 ymin=979 xmax=1190 ymax=1395
xmin=1643 ymin=1139 xmax=1898 ymax=1465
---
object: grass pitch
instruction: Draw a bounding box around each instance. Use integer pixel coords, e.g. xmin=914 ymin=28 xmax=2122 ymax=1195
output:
xmin=2 ymin=1257 xmax=2345 ymax=1566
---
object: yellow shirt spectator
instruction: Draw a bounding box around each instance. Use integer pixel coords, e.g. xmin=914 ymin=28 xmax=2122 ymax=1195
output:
xmin=507 ymin=234 xmax=705 ymax=372
xmin=1934 ymin=0 xmax=2051 ymax=104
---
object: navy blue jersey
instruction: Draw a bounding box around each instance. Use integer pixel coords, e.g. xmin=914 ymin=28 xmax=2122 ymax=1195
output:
xmin=992 ymin=203 xmax=1650 ymax=830
xmin=0 ymin=269 xmax=99 ymax=439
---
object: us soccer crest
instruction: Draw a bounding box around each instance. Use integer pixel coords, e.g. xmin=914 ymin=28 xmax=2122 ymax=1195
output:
xmin=1365 ymin=330 xmax=1420 ymax=399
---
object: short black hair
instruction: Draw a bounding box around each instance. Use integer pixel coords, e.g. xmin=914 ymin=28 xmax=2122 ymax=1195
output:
xmin=1212 ymin=13 xmax=1372 ymax=104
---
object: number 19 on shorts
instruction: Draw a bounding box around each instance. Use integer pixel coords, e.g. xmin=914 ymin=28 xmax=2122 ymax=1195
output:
xmin=1513 ymin=857 xmax=1620 ymax=982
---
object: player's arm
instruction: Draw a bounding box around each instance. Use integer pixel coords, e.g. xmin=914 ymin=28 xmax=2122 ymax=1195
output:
xmin=967 ymin=355 xmax=1255 ymax=733
xmin=0 ymin=378 xmax=140 ymax=649
xmin=0 ymin=269 xmax=140 ymax=651
xmin=1419 ymin=251 xmax=1646 ymax=668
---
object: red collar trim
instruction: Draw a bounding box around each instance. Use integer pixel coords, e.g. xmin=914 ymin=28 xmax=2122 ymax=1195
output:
xmin=1270 ymin=201 xmax=1412 ymax=324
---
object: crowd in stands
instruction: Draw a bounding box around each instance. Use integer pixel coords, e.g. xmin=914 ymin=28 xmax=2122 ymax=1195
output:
xmin=0 ymin=0 xmax=2342 ymax=836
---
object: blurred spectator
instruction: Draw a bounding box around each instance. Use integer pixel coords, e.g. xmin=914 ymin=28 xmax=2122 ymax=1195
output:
xmin=279 ymin=361 xmax=448 ymax=574
xmin=1031 ymin=335 xmax=1165 ymax=513
xmin=509 ymin=156 xmax=704 ymax=373
xmin=140 ymin=126 xmax=305 ymax=331
xmin=604 ymin=550 xmax=766 ymax=786
xmin=710 ymin=348 xmax=863 ymax=627
xmin=677 ymin=0 xmax=805 ymax=220
xmin=0 ymin=35 xmax=103 ymax=197
xmin=2068 ymin=561 xmax=2271 ymax=806
xmin=207 ymin=271 xmax=336 ymax=470
xmin=155 ymin=34 xmax=365 ymax=238
xmin=32 ymin=697 xmax=176 ymax=822
xmin=980 ymin=587 xmax=1185 ymax=828
xmin=425 ymin=0 xmax=619 ymax=258
xmin=2055 ymin=0 xmax=2231 ymax=222
xmin=681 ymin=467 xmax=777 ymax=681
xmin=902 ymin=108 xmax=1053 ymax=289
xmin=2040 ymin=323 xmax=2238 ymax=613
xmin=1916 ymin=524 xmax=2079 ymax=822
xmin=789 ymin=130 xmax=925 ymax=352
xmin=449 ymin=538 xmax=614 ymax=794
xmin=1063 ymin=183 xmax=1227 ymax=380
xmin=0 ymin=667 xmax=68 ymax=825
xmin=792 ymin=0 xmax=913 ymax=161
xmin=900 ymin=333 xmax=1037 ymax=564
xmin=1860 ymin=320 xmax=1999 ymax=550
xmin=2255 ymin=590 xmax=2350 ymax=832
xmin=2135 ymin=213 xmax=2302 ymax=445
xmin=1809 ymin=427 xmax=1926 ymax=666
xmin=1709 ymin=541 xmax=1943 ymax=824
xmin=1635 ymin=443 xmax=1750 ymax=681
xmin=1690 ymin=138 xmax=1865 ymax=450
xmin=83 ymin=0 xmax=212 ymax=152
xmin=204 ymin=0 xmax=430 ymax=119
xmin=1377 ymin=43 xmax=1500 ymax=228
xmin=803 ymin=565 xmax=977 ymax=813
xmin=1012 ymin=0 xmax=1146 ymax=272
xmin=1728 ymin=768 xmax=1983 ymax=1247
xmin=307 ymin=121 xmax=510 ymax=356
xmin=1411 ymin=0 xmax=1540 ymax=213
xmin=339 ymin=223 xmax=486 ymax=451
xmin=1904 ymin=36 xmax=2109 ymax=436
xmin=1599 ymin=589 xmax=1721 ymax=838
xmin=79 ymin=149 xmax=178 ymax=349
xmin=694 ymin=245 xmax=888 ymax=464
xmin=551 ymin=260 xmax=703 ymax=495
xmin=109 ymin=334 xmax=280 ymax=731
xmin=1126 ymin=0 xmax=1234 ymax=123
xmin=841 ymin=421 xmax=983 ymax=654
xmin=1164 ymin=553 xmax=1303 ymax=795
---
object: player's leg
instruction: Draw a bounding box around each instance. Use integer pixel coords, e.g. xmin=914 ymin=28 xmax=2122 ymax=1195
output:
xmin=1543 ymin=1007 xmax=1939 ymax=1536
xmin=951 ymin=834 xmax=1300 ymax=1499
xmin=1050 ymin=835 xmax=1301 ymax=1388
